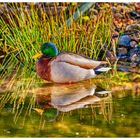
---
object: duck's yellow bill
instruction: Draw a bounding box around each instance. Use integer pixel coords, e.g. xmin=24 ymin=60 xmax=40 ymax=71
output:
xmin=32 ymin=53 xmax=42 ymax=59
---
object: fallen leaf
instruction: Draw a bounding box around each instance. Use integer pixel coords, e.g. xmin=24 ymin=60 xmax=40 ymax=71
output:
xmin=33 ymin=108 xmax=44 ymax=115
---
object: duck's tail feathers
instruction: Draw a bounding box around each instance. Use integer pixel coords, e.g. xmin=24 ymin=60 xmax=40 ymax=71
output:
xmin=94 ymin=66 xmax=111 ymax=75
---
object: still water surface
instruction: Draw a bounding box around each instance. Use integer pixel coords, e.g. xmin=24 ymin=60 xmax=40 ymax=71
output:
xmin=0 ymin=80 xmax=140 ymax=137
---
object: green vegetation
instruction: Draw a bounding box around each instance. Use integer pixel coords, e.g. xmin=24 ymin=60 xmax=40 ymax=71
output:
xmin=0 ymin=3 xmax=140 ymax=137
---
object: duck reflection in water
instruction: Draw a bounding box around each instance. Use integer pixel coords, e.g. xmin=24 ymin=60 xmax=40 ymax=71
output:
xmin=36 ymin=81 xmax=112 ymax=112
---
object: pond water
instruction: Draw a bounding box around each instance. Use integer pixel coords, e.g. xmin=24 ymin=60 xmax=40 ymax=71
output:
xmin=0 ymin=80 xmax=140 ymax=137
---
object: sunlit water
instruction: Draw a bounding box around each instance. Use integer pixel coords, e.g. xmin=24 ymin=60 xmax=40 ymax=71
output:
xmin=0 ymin=80 xmax=140 ymax=137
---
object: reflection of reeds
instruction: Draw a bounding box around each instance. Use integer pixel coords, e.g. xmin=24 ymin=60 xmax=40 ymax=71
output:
xmin=99 ymin=99 xmax=112 ymax=122
xmin=0 ymin=71 xmax=38 ymax=123
xmin=86 ymin=95 xmax=112 ymax=123
xmin=54 ymin=94 xmax=112 ymax=123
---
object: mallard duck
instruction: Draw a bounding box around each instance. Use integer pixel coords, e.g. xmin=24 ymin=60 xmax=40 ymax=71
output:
xmin=35 ymin=42 xmax=111 ymax=83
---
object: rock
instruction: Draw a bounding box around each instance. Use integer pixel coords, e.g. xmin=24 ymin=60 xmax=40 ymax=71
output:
xmin=128 ymin=11 xmax=140 ymax=19
xmin=130 ymin=40 xmax=138 ymax=48
xmin=114 ymin=13 xmax=123 ymax=19
xmin=117 ymin=47 xmax=128 ymax=55
xmin=118 ymin=35 xmax=131 ymax=47
xmin=130 ymin=62 xmax=137 ymax=67
xmin=117 ymin=54 xmax=129 ymax=62
xmin=129 ymin=46 xmax=140 ymax=63
xmin=126 ymin=24 xmax=140 ymax=31
xmin=117 ymin=46 xmax=130 ymax=61
xmin=117 ymin=65 xmax=129 ymax=72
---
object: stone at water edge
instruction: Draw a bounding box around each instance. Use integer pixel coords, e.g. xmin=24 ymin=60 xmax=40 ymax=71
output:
xmin=129 ymin=46 xmax=140 ymax=63
xmin=118 ymin=35 xmax=131 ymax=47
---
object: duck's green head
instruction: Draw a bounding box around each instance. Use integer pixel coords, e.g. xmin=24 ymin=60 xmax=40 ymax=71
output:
xmin=41 ymin=42 xmax=59 ymax=57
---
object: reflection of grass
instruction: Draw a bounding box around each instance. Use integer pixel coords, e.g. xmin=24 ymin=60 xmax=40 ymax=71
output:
xmin=0 ymin=91 xmax=36 ymax=124
xmin=68 ymin=94 xmax=112 ymax=122
xmin=0 ymin=65 xmax=39 ymax=123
